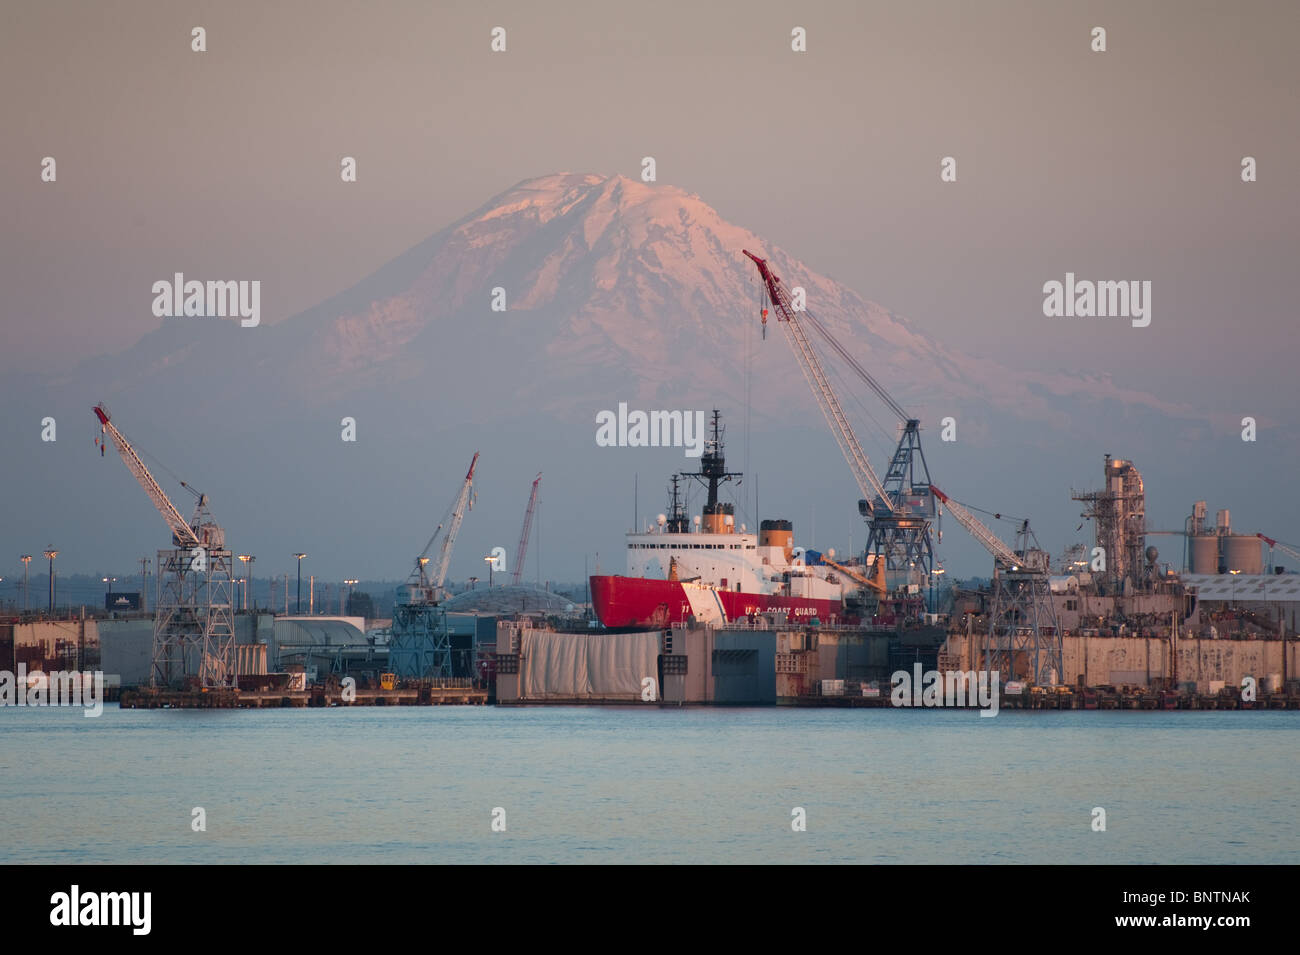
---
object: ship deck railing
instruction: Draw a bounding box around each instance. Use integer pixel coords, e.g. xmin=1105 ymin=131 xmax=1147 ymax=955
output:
xmin=717 ymin=619 xmax=874 ymax=633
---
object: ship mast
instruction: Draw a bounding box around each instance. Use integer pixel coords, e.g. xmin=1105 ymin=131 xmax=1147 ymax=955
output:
xmin=665 ymin=474 xmax=689 ymax=533
xmin=681 ymin=410 xmax=742 ymax=534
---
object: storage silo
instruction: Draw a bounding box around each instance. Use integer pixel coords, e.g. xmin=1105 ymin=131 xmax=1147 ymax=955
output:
xmin=1222 ymin=535 xmax=1263 ymax=575
xmin=1190 ymin=534 xmax=1220 ymax=574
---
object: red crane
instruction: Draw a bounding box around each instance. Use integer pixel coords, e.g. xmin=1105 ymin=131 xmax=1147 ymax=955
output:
xmin=511 ymin=473 xmax=542 ymax=586
xmin=1257 ymin=533 xmax=1300 ymax=571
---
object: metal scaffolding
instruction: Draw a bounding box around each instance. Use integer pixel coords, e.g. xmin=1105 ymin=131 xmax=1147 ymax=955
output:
xmin=152 ymin=546 xmax=236 ymax=687
xmin=388 ymin=599 xmax=452 ymax=679
xmin=982 ymin=568 xmax=1063 ymax=685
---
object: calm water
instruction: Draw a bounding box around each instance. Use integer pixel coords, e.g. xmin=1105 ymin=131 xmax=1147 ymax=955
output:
xmin=2 ymin=705 xmax=1296 ymax=864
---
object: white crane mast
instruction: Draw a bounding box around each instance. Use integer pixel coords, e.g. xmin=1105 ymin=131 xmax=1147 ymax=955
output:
xmin=431 ymin=452 xmax=479 ymax=592
xmin=94 ymin=403 xmax=201 ymax=548
xmin=742 ymin=250 xmax=892 ymax=510
xmin=511 ymin=472 xmax=542 ymax=587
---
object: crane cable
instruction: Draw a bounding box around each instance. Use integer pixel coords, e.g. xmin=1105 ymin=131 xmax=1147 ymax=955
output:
xmin=946 ymin=495 xmax=1027 ymax=527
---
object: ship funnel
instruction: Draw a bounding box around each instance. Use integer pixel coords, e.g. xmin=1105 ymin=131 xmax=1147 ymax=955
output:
xmin=760 ymin=519 xmax=794 ymax=560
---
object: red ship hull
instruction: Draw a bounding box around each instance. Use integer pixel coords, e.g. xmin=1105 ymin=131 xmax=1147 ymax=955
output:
xmin=589 ymin=574 xmax=848 ymax=628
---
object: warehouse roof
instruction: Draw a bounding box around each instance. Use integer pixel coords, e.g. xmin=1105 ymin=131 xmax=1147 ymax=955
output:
xmin=274 ymin=617 xmax=367 ymax=646
xmin=1182 ymin=573 xmax=1300 ymax=600
xmin=440 ymin=585 xmax=578 ymax=615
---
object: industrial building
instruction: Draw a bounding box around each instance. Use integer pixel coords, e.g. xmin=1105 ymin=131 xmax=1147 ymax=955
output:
xmin=0 ymin=607 xmax=504 ymax=691
xmin=1185 ymin=503 xmax=1266 ymax=575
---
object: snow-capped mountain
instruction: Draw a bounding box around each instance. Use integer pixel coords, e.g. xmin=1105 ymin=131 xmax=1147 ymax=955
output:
xmin=208 ymin=172 xmax=1205 ymax=429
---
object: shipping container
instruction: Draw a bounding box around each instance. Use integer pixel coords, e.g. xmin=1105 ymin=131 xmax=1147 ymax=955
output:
xmin=821 ymin=678 xmax=845 ymax=697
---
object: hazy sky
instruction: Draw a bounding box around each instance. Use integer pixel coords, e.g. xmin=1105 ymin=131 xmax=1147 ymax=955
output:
xmin=4 ymin=1 xmax=1296 ymax=402
xmin=2 ymin=0 xmax=1297 ymax=582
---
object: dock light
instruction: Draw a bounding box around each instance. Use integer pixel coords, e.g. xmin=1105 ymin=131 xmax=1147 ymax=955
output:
xmin=238 ymin=555 xmax=255 ymax=610
xmin=20 ymin=555 xmax=32 ymax=612
xmin=44 ymin=549 xmax=58 ymax=613
xmin=485 ymin=554 xmax=496 ymax=587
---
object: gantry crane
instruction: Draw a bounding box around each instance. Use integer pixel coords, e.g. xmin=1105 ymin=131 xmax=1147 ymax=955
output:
xmin=390 ymin=452 xmax=479 ymax=679
xmin=930 ymin=486 xmax=1062 ymax=685
xmin=511 ymin=473 xmax=542 ymax=587
xmin=742 ymin=251 xmax=935 ymax=591
xmin=94 ymin=403 xmax=235 ymax=687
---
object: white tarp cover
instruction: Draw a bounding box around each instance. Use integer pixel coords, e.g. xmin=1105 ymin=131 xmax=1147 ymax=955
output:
xmin=520 ymin=630 xmax=660 ymax=700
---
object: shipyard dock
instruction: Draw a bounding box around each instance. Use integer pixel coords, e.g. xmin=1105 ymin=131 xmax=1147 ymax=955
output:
xmin=120 ymin=679 xmax=487 ymax=709
xmin=786 ymin=682 xmax=1300 ymax=710
xmin=493 ymin=617 xmax=1300 ymax=709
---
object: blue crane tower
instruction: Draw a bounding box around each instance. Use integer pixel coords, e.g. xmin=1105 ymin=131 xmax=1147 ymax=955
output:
xmin=388 ymin=452 xmax=478 ymax=680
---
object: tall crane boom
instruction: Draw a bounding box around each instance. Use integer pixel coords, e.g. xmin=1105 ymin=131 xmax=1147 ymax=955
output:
xmin=431 ymin=452 xmax=479 ymax=591
xmin=930 ymin=486 xmax=1022 ymax=569
xmin=798 ymin=308 xmax=908 ymax=423
xmin=742 ymin=250 xmax=892 ymax=511
xmin=511 ymin=472 xmax=542 ymax=586
xmin=94 ymin=403 xmax=201 ymax=548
